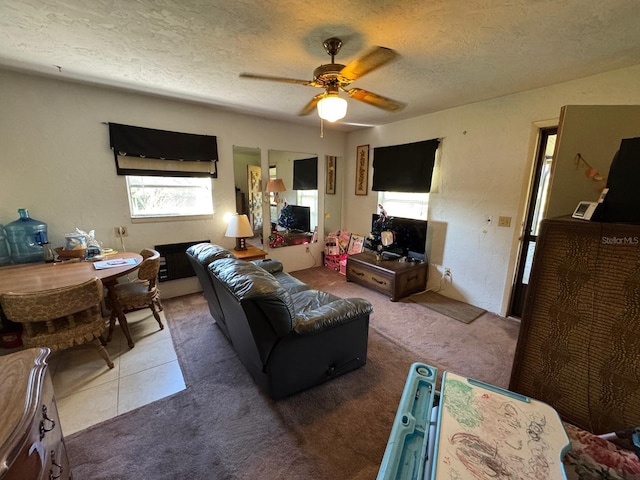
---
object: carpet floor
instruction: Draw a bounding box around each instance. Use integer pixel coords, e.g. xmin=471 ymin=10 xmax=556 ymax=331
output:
xmin=66 ymin=267 xmax=520 ymax=479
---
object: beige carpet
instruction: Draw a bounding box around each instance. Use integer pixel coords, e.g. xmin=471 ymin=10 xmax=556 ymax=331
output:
xmin=407 ymin=291 xmax=486 ymax=324
xmin=66 ymin=267 xmax=519 ymax=479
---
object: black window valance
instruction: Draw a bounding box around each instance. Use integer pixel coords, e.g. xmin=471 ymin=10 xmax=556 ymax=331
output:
xmin=108 ymin=123 xmax=218 ymax=177
xmin=372 ymin=139 xmax=440 ymax=192
xmin=293 ymin=157 xmax=318 ymax=190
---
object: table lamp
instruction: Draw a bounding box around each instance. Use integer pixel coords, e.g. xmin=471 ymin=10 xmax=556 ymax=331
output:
xmin=266 ymin=178 xmax=286 ymax=204
xmin=225 ymin=213 xmax=254 ymax=251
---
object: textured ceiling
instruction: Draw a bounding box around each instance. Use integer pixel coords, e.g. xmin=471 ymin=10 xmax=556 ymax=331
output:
xmin=2 ymin=0 xmax=640 ymax=131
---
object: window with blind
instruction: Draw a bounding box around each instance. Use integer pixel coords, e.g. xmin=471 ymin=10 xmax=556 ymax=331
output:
xmin=108 ymin=123 xmax=217 ymax=219
xmin=372 ymin=139 xmax=439 ymax=192
xmin=108 ymin=123 xmax=219 ymax=177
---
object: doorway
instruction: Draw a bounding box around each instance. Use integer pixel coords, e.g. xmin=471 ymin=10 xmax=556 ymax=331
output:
xmin=508 ymin=127 xmax=557 ymax=318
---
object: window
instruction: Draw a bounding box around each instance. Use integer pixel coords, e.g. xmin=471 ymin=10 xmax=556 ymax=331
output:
xmin=126 ymin=176 xmax=213 ymax=219
xmin=377 ymin=191 xmax=429 ymax=220
xmin=297 ymin=190 xmax=318 ymax=230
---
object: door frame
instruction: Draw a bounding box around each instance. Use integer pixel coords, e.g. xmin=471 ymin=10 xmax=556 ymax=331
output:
xmin=502 ymin=120 xmax=558 ymax=317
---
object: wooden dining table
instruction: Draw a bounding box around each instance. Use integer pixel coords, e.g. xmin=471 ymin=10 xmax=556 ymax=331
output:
xmin=0 ymin=252 xmax=143 ymax=348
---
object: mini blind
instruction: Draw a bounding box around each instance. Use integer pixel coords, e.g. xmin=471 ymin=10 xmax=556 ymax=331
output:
xmin=372 ymin=139 xmax=440 ymax=192
xmin=108 ymin=123 xmax=218 ymax=177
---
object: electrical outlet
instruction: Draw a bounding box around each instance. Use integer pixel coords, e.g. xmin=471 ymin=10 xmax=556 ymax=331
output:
xmin=114 ymin=226 xmax=128 ymax=237
xmin=498 ymin=216 xmax=512 ymax=228
xmin=444 ymin=267 xmax=451 ymax=277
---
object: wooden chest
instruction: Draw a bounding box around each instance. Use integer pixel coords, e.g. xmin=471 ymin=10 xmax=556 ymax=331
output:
xmin=0 ymin=348 xmax=71 ymax=480
xmin=346 ymin=250 xmax=428 ymax=301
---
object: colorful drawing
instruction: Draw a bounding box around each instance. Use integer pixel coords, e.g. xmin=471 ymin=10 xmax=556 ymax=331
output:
xmin=435 ymin=372 xmax=569 ymax=480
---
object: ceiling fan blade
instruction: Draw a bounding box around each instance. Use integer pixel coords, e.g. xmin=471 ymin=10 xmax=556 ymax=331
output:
xmin=347 ymin=88 xmax=406 ymax=112
xmin=340 ymin=46 xmax=399 ymax=81
xmin=299 ymin=93 xmax=324 ymax=116
xmin=239 ymin=73 xmax=312 ymax=86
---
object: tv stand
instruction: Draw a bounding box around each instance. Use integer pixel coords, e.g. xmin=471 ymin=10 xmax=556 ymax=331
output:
xmin=346 ymin=250 xmax=428 ymax=301
xmin=282 ymin=231 xmax=313 ymax=246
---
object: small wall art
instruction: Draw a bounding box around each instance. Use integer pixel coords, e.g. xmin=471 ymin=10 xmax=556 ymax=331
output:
xmin=355 ymin=144 xmax=369 ymax=195
xmin=347 ymin=234 xmax=365 ymax=254
xmin=326 ymin=155 xmax=336 ymax=195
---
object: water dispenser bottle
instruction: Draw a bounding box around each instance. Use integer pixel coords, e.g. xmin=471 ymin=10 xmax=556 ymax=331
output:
xmin=0 ymin=225 xmax=10 ymax=266
xmin=5 ymin=209 xmax=48 ymax=264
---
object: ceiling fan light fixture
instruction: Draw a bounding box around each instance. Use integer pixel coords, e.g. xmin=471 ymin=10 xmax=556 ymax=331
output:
xmin=317 ymin=95 xmax=347 ymax=122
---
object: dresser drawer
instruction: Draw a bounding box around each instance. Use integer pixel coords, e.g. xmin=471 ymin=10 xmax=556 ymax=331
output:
xmin=346 ymin=262 xmax=394 ymax=296
xmin=1 ymin=348 xmax=70 ymax=480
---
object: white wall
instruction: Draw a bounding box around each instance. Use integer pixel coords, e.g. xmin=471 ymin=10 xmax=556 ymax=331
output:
xmin=0 ymin=70 xmax=346 ymax=297
xmin=546 ymin=105 xmax=640 ymax=219
xmin=342 ymin=64 xmax=640 ymax=315
xmin=4 ymin=65 xmax=640 ymax=311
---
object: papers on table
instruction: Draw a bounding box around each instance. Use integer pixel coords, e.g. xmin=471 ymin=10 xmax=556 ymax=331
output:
xmin=93 ymin=257 xmax=138 ymax=270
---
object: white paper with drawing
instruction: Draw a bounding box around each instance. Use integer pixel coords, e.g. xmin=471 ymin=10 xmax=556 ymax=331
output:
xmin=433 ymin=371 xmax=570 ymax=480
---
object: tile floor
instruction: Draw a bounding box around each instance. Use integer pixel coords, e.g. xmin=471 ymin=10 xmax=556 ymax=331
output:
xmin=47 ymin=309 xmax=186 ymax=436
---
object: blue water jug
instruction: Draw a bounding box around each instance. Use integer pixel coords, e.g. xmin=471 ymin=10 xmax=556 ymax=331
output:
xmin=5 ymin=209 xmax=48 ymax=264
xmin=0 ymin=225 xmax=10 ymax=266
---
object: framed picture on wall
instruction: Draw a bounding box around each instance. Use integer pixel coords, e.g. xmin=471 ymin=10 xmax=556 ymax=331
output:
xmin=247 ymin=165 xmax=263 ymax=231
xmin=355 ymin=145 xmax=369 ymax=195
xmin=326 ymin=155 xmax=336 ymax=195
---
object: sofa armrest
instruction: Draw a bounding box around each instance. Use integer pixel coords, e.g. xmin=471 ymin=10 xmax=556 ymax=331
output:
xmin=186 ymin=243 xmax=236 ymax=265
xmin=293 ymin=298 xmax=373 ymax=334
xmin=253 ymin=259 xmax=284 ymax=274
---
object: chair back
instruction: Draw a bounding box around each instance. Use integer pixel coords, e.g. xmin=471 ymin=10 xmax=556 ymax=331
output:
xmin=1 ymin=278 xmax=104 ymax=323
xmin=138 ymin=248 xmax=161 ymax=288
xmin=185 ymin=243 xmax=237 ymax=339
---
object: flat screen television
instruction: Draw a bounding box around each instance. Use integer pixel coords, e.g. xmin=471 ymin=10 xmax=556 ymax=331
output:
xmin=288 ymin=205 xmax=311 ymax=233
xmin=368 ymin=214 xmax=427 ymax=260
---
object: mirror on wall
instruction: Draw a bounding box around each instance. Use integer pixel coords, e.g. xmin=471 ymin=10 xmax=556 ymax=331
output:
xmin=232 ymin=146 xmax=262 ymax=245
xmin=324 ymin=155 xmax=342 ymax=237
xmin=266 ymin=150 xmax=319 ymax=248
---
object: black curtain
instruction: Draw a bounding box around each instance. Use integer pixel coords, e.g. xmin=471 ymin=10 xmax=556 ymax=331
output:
xmin=372 ymin=139 xmax=440 ymax=192
xmin=108 ymin=123 xmax=218 ymax=177
xmin=293 ymin=157 xmax=318 ymax=190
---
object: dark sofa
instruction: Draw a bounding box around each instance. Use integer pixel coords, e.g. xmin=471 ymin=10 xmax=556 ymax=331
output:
xmin=186 ymin=243 xmax=373 ymax=399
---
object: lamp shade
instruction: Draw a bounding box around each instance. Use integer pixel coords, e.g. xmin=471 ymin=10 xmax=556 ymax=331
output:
xmin=317 ymin=95 xmax=347 ymax=122
xmin=266 ymin=178 xmax=286 ymax=193
xmin=225 ymin=214 xmax=254 ymax=250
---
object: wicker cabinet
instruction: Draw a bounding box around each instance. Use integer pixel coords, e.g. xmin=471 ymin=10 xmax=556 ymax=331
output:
xmin=0 ymin=348 xmax=71 ymax=480
xmin=509 ymin=217 xmax=640 ymax=434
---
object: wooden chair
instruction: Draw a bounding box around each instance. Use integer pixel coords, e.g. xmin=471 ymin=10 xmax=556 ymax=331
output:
xmin=107 ymin=248 xmax=164 ymax=345
xmin=0 ymin=278 xmax=114 ymax=369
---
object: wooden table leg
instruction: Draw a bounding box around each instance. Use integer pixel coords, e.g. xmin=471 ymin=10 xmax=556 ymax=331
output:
xmin=104 ymin=280 xmax=135 ymax=348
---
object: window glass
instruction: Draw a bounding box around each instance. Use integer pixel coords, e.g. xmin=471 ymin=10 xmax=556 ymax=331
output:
xmin=297 ymin=190 xmax=318 ymax=231
xmin=377 ymin=191 xmax=429 ymax=220
xmin=126 ymin=176 xmax=213 ymax=218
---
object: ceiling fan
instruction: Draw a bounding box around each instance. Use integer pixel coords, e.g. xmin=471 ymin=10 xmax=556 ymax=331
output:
xmin=240 ymin=37 xmax=406 ymax=122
